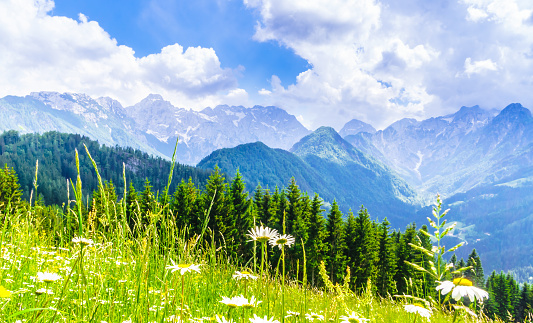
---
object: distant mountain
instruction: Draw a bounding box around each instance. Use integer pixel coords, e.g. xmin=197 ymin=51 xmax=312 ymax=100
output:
xmin=342 ymin=105 xmax=532 ymax=197
xmin=339 ymin=119 xmax=376 ymax=137
xmin=0 ymin=92 xmax=162 ymax=157
xmin=198 ymin=127 xmax=420 ymax=225
xmin=0 ymin=92 xmax=310 ymax=165
xmin=342 ymin=104 xmax=533 ymax=277
xmin=126 ymin=94 xmax=310 ymax=165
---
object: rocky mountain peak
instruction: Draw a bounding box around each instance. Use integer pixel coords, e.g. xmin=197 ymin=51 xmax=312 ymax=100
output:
xmin=339 ymin=119 xmax=376 ymax=137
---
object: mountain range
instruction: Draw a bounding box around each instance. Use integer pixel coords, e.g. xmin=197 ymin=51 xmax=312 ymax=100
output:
xmin=1 ymin=91 xmax=532 ymax=276
xmin=0 ymin=92 xmax=310 ymax=165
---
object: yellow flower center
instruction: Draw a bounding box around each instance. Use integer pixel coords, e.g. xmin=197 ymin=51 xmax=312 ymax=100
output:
xmin=257 ymin=236 xmax=270 ymax=243
xmin=276 ymin=238 xmax=288 ymax=245
xmin=241 ymin=271 xmax=251 ymax=275
xmin=453 ymin=277 xmax=473 ymax=286
xmin=178 ymin=264 xmax=191 ymax=269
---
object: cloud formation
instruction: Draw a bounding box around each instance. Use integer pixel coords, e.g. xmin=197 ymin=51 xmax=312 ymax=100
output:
xmin=0 ymin=0 xmax=245 ymax=108
xmin=246 ymin=0 xmax=533 ymax=129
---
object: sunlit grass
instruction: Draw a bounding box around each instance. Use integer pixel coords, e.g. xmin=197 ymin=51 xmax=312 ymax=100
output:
xmin=0 ymin=148 xmax=501 ymax=322
xmin=0 ymin=205 xmax=501 ymax=323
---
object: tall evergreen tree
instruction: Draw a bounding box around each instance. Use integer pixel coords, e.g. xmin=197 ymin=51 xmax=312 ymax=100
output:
xmin=325 ymin=200 xmax=347 ymax=284
xmin=228 ymin=171 xmax=252 ymax=259
xmin=170 ymin=178 xmax=201 ymax=234
xmin=0 ymin=164 xmax=22 ymax=216
xmin=516 ymin=283 xmax=532 ymax=322
xmin=493 ymin=272 xmax=512 ymax=320
xmin=201 ymin=166 xmax=232 ymax=255
xmin=375 ymin=218 xmax=397 ymax=297
xmin=140 ymin=178 xmax=156 ymax=225
xmin=305 ymin=193 xmax=327 ymax=286
xmin=393 ymin=224 xmax=418 ymax=295
xmin=125 ymin=182 xmax=140 ymax=231
xmin=344 ymin=209 xmax=357 ymax=288
xmin=465 ymin=249 xmax=485 ymax=287
xmin=352 ymin=206 xmax=379 ymax=293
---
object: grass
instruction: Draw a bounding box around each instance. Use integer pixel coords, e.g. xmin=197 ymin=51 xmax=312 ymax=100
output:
xmin=0 ymin=149 xmax=503 ymax=322
xmin=0 ymin=200 xmax=504 ymax=323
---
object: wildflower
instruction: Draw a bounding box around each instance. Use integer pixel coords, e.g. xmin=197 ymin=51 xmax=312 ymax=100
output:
xmin=219 ymin=295 xmax=248 ymax=308
xmin=72 ymin=237 xmax=94 ymax=246
xmin=243 ymin=295 xmax=262 ymax=309
xmin=36 ymin=272 xmax=61 ymax=283
xmin=35 ymin=288 xmax=54 ymax=295
xmin=166 ymin=259 xmax=201 ymax=275
xmin=305 ymin=313 xmax=324 ymax=321
xmin=269 ymin=234 xmax=296 ymax=249
xmin=247 ymin=226 xmax=279 ymax=243
xmin=339 ymin=311 xmax=370 ymax=323
xmin=285 ymin=311 xmax=300 ymax=318
xmin=403 ymin=304 xmax=432 ymax=319
xmin=249 ymin=314 xmax=280 ymax=323
xmin=0 ymin=285 xmax=11 ymax=298
xmin=436 ymin=278 xmax=489 ymax=302
xmin=233 ymin=271 xmax=258 ymax=281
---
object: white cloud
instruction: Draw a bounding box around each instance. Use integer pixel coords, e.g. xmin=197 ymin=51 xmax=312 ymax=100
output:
xmin=0 ymin=0 xmax=240 ymax=108
xmin=466 ymin=6 xmax=489 ymax=22
xmin=462 ymin=57 xmax=498 ymax=77
xmin=244 ymin=0 xmax=533 ymax=130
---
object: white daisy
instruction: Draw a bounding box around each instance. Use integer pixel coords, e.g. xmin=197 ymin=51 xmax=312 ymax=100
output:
xmin=249 ymin=314 xmax=280 ymax=323
xmin=436 ymin=278 xmax=489 ymax=302
xmin=404 ymin=304 xmax=432 ymax=319
xmin=165 ymin=259 xmax=201 ymax=275
xmin=339 ymin=311 xmax=370 ymax=323
xmin=285 ymin=310 xmax=300 ymax=318
xmin=269 ymin=234 xmax=296 ymax=249
xmin=72 ymin=237 xmax=94 ymax=246
xmin=233 ymin=271 xmax=258 ymax=281
xmin=219 ymin=295 xmax=248 ymax=308
xmin=247 ymin=226 xmax=279 ymax=243
xmin=36 ymin=272 xmax=61 ymax=283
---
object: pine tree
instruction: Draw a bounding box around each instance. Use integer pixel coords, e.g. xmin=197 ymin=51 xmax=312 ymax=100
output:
xmin=352 ymin=206 xmax=379 ymax=293
xmin=484 ymin=271 xmax=498 ymax=320
xmin=344 ymin=209 xmax=357 ymax=289
xmin=0 ymin=164 xmax=22 ymax=216
xmin=516 ymin=283 xmax=532 ymax=322
xmin=493 ymin=272 xmax=512 ymax=320
xmin=170 ymin=178 xmax=201 ymax=234
xmin=465 ymin=249 xmax=485 ymax=287
xmin=252 ymin=184 xmax=265 ymax=224
xmin=201 ymin=166 xmax=231 ymax=254
xmin=375 ymin=218 xmax=397 ymax=297
xmin=228 ymin=170 xmax=251 ymax=259
xmin=393 ymin=224 xmax=417 ymax=295
xmin=140 ymin=178 xmax=156 ymax=225
xmin=305 ymin=193 xmax=327 ymax=286
xmin=325 ymin=200 xmax=346 ymax=284
xmin=125 ymin=182 xmax=140 ymax=231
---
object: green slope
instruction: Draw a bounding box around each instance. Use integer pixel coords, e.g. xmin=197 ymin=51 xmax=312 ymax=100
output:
xmin=197 ymin=128 xmax=420 ymax=226
xmin=0 ymin=130 xmax=210 ymax=205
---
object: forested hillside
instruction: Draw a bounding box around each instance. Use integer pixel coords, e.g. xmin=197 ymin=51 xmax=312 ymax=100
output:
xmin=0 ymin=131 xmax=210 ymax=205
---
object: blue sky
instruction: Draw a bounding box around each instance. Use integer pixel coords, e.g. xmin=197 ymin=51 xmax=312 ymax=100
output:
xmin=1 ymin=0 xmax=533 ymax=129
xmin=52 ymin=0 xmax=309 ymax=93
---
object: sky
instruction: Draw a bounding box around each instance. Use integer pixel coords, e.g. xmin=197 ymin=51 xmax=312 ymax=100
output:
xmin=1 ymin=0 xmax=533 ymax=130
